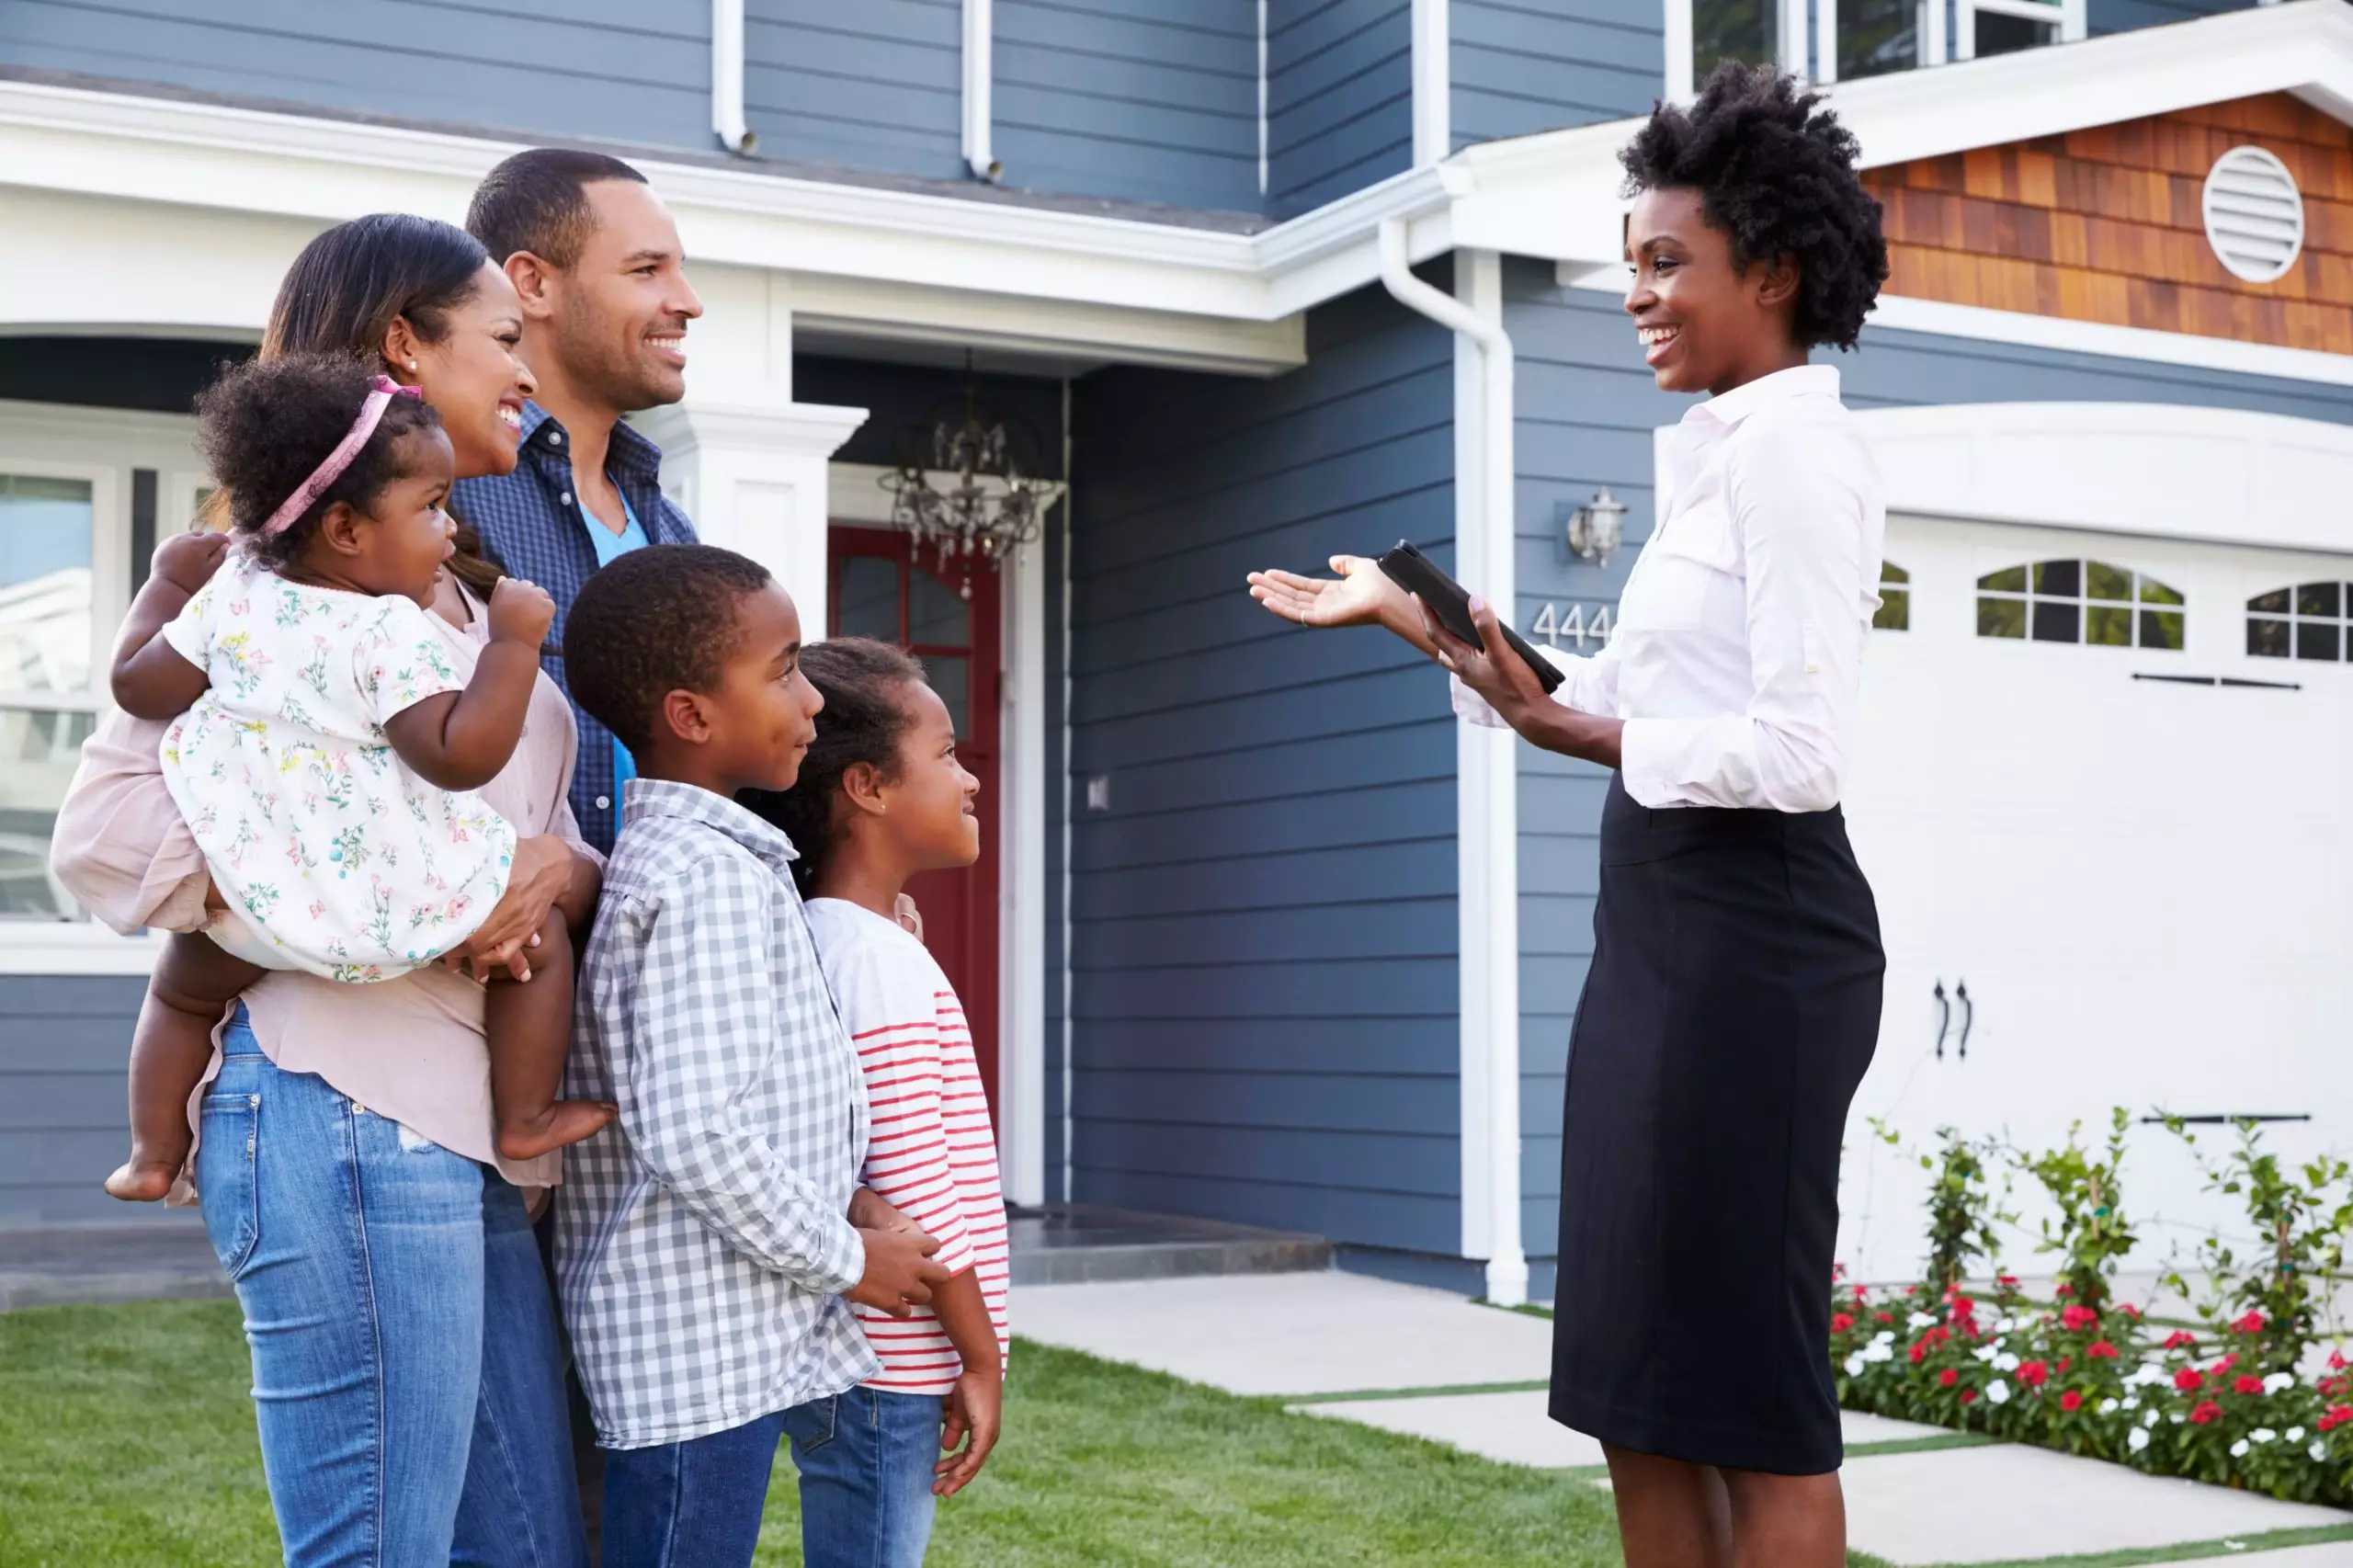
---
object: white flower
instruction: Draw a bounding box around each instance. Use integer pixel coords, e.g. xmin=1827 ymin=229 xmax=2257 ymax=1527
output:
xmin=2098 ymin=1399 xmax=2119 ymax=1415
xmin=2253 ymin=1428 xmax=2278 ymax=1444
xmin=2146 ymin=1408 xmax=2162 ymax=1427
xmin=2122 ymin=1397 xmax=2141 ymax=1412
xmin=2289 ymin=1426 xmax=2305 ymax=1442
xmin=1974 ymin=1346 xmax=2001 ymax=1364
xmin=1987 ymin=1379 xmax=2012 ymax=1405
xmin=1845 ymin=1354 xmax=1865 ymax=1377
xmin=2231 ymin=1438 xmax=2251 ymax=1458
xmin=2315 ymin=1442 xmax=2331 ymax=1462
xmin=2129 ymin=1427 xmax=2152 ymax=1453
xmin=2171 ymin=1411 xmax=2188 ymax=1425
xmin=1997 ymin=1316 xmax=2020 ymax=1333
xmin=1995 ymin=1352 xmax=2021 ymax=1372
xmin=1871 ymin=1330 xmax=1896 ymax=1347
xmin=1908 ymin=1312 xmax=1938 ymax=1330
xmin=2264 ymin=1371 xmax=2295 ymax=1395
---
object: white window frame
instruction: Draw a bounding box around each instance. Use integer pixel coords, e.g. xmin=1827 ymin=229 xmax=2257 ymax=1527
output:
xmin=1668 ymin=0 xmax=2087 ymax=97
xmin=0 ymin=399 xmax=205 ymax=971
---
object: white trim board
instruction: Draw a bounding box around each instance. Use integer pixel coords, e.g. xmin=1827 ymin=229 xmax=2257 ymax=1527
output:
xmin=11 ymin=1 xmax=2351 ymax=345
xmin=1846 ymin=402 xmax=2353 ymax=554
xmin=1557 ymin=263 xmax=2353 ymax=391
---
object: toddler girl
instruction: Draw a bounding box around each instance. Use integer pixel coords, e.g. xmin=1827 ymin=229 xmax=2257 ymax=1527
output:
xmin=746 ymin=637 xmax=1009 ymax=1558
xmin=105 ymin=354 xmax=612 ymax=1201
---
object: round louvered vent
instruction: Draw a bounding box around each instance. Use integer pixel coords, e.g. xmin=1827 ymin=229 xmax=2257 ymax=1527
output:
xmin=2202 ymin=145 xmax=2304 ymax=284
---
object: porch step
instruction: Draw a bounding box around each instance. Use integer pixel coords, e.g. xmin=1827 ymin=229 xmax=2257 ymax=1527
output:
xmin=1006 ymin=1204 xmax=1331 ymax=1287
xmin=0 ymin=1220 xmax=227 ymax=1312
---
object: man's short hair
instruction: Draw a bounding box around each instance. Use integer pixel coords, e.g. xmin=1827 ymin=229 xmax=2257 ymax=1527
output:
xmin=467 ymin=148 xmax=650 ymax=269
xmin=563 ymin=544 xmax=775 ymax=757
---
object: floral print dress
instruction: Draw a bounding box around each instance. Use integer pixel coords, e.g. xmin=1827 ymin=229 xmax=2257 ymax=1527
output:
xmin=157 ymin=557 xmax=517 ymax=982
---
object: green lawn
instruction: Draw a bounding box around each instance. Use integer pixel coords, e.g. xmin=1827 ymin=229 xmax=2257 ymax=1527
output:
xmin=1 ymin=1300 xmax=1630 ymax=1568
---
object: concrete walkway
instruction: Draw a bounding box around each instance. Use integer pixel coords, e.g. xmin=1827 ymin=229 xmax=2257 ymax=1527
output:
xmin=1016 ymin=1271 xmax=2353 ymax=1567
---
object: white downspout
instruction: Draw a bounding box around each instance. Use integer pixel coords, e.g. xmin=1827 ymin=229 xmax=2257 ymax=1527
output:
xmin=711 ymin=0 xmax=756 ymax=154
xmin=963 ymin=0 xmax=1003 ymax=182
xmin=1375 ymin=219 xmax=1529 ymax=1308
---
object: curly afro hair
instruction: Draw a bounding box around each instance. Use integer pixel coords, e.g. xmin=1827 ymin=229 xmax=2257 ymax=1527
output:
xmin=739 ymin=637 xmax=928 ymax=893
xmin=195 ymin=354 xmax=444 ymax=569
xmin=1620 ymin=62 xmax=1891 ymax=351
xmin=562 ymin=543 xmax=776 ymax=758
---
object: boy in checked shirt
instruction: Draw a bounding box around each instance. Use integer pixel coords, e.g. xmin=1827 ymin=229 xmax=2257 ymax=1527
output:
xmin=554 ymin=545 xmax=948 ymax=1568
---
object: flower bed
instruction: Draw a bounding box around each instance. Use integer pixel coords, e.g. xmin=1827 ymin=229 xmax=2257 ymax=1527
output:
xmin=1834 ymin=1111 xmax=2353 ymax=1504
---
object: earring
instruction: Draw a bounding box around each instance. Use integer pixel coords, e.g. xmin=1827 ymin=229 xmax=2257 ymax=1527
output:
xmin=406 ymin=359 xmax=418 ymax=371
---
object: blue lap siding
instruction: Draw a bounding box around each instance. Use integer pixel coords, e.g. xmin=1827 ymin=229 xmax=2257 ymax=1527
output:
xmin=1266 ymin=0 xmax=1414 ymax=220
xmin=1063 ymin=278 xmax=1461 ymax=1253
xmin=994 ymin=0 xmax=1262 ymax=213
xmin=0 ymin=977 xmax=159 ymax=1227
xmin=1449 ymin=0 xmax=1663 ymax=153
xmin=1505 ymin=256 xmax=2353 ymax=1296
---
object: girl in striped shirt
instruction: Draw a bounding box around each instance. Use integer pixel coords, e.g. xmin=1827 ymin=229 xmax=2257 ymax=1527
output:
xmin=749 ymin=636 xmax=1008 ymax=1562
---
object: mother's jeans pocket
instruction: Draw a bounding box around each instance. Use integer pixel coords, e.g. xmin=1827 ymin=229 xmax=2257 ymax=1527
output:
xmin=198 ymin=1091 xmax=261 ymax=1279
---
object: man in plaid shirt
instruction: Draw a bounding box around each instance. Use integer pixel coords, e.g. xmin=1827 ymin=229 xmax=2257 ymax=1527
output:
xmin=556 ymin=545 xmax=948 ymax=1568
xmin=456 ymin=147 xmax=702 ymax=855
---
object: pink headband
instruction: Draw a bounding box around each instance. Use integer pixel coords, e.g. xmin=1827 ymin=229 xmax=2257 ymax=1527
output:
xmin=259 ymin=374 xmax=425 ymax=539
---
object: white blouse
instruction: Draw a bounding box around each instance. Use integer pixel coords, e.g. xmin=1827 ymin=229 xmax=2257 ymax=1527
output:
xmin=1456 ymin=364 xmax=1884 ymax=812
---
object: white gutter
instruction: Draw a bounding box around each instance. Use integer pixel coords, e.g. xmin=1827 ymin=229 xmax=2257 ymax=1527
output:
xmin=1375 ymin=218 xmax=1528 ymax=1308
xmin=710 ymin=0 xmax=756 ymax=155
xmin=1411 ymin=0 xmax=1450 ymax=165
xmin=963 ymin=0 xmax=1002 ymax=182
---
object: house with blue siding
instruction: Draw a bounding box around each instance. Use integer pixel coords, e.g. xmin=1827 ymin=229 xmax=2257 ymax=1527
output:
xmin=6 ymin=0 xmax=2353 ymax=1301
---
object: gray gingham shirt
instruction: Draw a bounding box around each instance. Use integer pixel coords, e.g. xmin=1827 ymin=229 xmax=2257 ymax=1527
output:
xmin=555 ymin=778 xmax=878 ymax=1449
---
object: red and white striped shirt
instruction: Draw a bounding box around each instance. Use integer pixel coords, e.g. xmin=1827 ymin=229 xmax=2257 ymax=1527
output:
xmin=806 ymin=898 xmax=1009 ymax=1395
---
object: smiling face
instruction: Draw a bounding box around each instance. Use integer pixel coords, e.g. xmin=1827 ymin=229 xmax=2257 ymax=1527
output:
xmin=1623 ymin=186 xmax=1806 ymax=397
xmin=400 ymin=262 xmax=536 ymax=480
xmin=873 ymin=678 xmax=983 ymax=872
xmin=544 ymin=179 xmax=701 ymax=414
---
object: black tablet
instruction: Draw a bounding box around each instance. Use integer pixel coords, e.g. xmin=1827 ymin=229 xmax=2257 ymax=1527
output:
xmin=1377 ymin=540 xmax=1568 ymax=695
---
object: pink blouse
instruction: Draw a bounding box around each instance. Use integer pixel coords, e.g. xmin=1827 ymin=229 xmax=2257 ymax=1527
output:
xmin=51 ymin=585 xmax=597 ymax=1190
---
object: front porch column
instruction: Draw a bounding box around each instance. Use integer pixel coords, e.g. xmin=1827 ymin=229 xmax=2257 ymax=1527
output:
xmin=632 ymin=263 xmax=867 ymax=633
xmin=635 ymin=399 xmax=868 ymax=634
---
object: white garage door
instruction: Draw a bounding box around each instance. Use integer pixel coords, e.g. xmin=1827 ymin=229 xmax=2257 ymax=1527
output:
xmin=1836 ymin=512 xmax=2353 ymax=1284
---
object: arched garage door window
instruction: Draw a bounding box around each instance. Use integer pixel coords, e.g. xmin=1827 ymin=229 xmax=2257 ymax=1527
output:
xmin=1976 ymin=560 xmax=2185 ymax=650
xmin=2246 ymin=583 xmax=2353 ymax=662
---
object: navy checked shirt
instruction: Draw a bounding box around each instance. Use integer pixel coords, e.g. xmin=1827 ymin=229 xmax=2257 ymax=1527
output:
xmin=452 ymin=402 xmax=698 ymax=854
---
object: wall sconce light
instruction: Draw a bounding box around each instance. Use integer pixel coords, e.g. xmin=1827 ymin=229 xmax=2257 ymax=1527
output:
xmin=1565 ymin=488 xmax=1626 ymax=568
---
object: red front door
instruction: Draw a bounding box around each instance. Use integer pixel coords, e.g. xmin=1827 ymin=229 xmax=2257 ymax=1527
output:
xmin=827 ymin=528 xmax=1001 ymax=1119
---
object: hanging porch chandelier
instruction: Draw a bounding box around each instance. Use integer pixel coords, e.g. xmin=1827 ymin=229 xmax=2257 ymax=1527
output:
xmin=878 ymin=373 xmax=1063 ymax=596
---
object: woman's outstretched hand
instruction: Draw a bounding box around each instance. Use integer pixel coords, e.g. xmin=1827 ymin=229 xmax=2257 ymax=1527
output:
xmin=1247 ymin=555 xmax=1411 ymax=632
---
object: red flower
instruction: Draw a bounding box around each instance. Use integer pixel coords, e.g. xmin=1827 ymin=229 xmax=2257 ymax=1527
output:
xmin=1830 ymin=1312 xmax=1855 ymax=1334
xmin=2189 ymin=1401 xmax=2223 ymax=1426
xmin=2017 ymin=1360 xmax=2050 ymax=1388
xmin=2164 ymin=1331 xmax=2198 ymax=1350
xmin=2234 ymin=1375 xmax=2267 ymax=1396
xmin=1854 ymin=1284 xmax=1869 ymax=1301
xmin=1939 ymin=1369 xmax=1960 ymax=1387
xmin=1910 ymin=1339 xmax=1931 ymax=1365
xmin=1960 ymin=1389 xmax=1977 ymax=1404
xmin=2175 ymin=1368 xmax=2206 ymax=1392
xmin=2055 ymin=1282 xmax=2074 ymax=1296
xmin=1949 ymin=1293 xmax=1975 ymax=1315
xmin=2057 ymin=1357 xmax=2073 ymax=1375
xmin=2233 ymin=1310 xmax=2268 ymax=1335
xmin=2319 ymin=1404 xmax=2353 ymax=1433
xmin=2120 ymin=1303 xmax=2143 ymax=1320
xmin=2087 ymin=1341 xmax=2120 ymax=1360
xmin=1996 ymin=1273 xmax=2019 ymax=1288
xmin=2060 ymin=1390 xmax=2084 ymax=1413
xmin=1876 ymin=1312 xmax=1895 ymax=1324
xmin=2061 ymin=1305 xmax=2099 ymax=1332
xmin=2330 ymin=1350 xmax=2347 ymax=1372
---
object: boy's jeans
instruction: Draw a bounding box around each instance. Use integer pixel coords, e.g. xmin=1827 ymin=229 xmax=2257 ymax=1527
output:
xmin=602 ymin=1387 xmax=939 ymax=1568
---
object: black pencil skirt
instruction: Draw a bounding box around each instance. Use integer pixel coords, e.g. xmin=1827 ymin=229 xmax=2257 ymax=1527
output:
xmin=1549 ymin=775 xmax=1885 ymax=1476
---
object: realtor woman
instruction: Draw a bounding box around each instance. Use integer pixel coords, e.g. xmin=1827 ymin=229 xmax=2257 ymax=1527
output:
xmin=1247 ymin=64 xmax=1891 ymax=1568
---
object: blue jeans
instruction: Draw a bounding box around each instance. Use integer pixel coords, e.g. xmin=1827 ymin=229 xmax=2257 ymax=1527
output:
xmin=199 ymin=1007 xmax=587 ymax=1568
xmin=600 ymin=1388 xmax=938 ymax=1568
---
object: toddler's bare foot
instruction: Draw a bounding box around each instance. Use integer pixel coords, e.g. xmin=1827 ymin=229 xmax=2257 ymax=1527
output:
xmin=104 ymin=1156 xmax=179 ymax=1202
xmin=495 ymin=1099 xmax=618 ymax=1161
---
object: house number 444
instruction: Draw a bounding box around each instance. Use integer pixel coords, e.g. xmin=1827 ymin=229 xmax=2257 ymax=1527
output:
xmin=1530 ymin=602 xmax=1615 ymax=648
